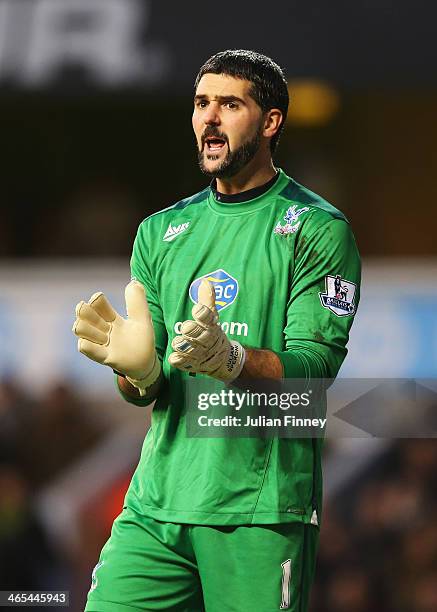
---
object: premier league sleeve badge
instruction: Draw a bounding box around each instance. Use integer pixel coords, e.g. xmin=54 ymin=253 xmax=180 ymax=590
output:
xmin=319 ymin=274 xmax=357 ymax=316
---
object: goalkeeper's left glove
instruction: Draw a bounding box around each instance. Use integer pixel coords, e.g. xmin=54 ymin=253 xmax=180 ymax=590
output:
xmin=72 ymin=280 xmax=161 ymax=396
xmin=168 ymin=279 xmax=246 ymax=382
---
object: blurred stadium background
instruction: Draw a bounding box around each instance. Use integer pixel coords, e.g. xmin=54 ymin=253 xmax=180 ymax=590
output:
xmin=0 ymin=1 xmax=436 ymax=610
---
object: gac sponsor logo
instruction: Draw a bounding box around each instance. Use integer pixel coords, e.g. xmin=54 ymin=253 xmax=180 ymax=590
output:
xmin=189 ymin=269 xmax=238 ymax=312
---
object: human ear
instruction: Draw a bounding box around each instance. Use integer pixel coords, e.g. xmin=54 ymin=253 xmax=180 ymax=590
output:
xmin=263 ymin=109 xmax=283 ymax=139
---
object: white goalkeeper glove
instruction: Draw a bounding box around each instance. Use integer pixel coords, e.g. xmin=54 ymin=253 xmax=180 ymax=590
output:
xmin=72 ymin=280 xmax=161 ymax=396
xmin=168 ymin=279 xmax=245 ymax=382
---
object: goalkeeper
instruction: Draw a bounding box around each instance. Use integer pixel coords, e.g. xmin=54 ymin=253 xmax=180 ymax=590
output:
xmin=75 ymin=49 xmax=361 ymax=612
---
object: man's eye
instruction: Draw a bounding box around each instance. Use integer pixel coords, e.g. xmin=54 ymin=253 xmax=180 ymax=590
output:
xmin=226 ymin=102 xmax=237 ymax=109
xmin=197 ymin=101 xmax=207 ymax=108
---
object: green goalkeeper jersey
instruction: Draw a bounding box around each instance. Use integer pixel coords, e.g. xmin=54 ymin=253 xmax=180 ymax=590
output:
xmin=121 ymin=168 xmax=361 ymax=526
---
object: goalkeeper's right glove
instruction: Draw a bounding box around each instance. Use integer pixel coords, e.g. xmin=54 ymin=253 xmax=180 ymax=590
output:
xmin=72 ymin=280 xmax=160 ymax=396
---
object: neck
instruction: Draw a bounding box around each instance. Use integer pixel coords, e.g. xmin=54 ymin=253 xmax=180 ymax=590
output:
xmin=215 ymin=156 xmax=276 ymax=195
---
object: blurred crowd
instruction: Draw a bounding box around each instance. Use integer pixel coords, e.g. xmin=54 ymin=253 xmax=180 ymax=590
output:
xmin=0 ymin=378 xmax=110 ymax=608
xmin=1 ymin=378 xmax=437 ymax=611
xmin=311 ymin=439 xmax=437 ymax=612
xmin=0 ymin=180 xmax=144 ymax=258
xmin=0 ymin=379 xmax=105 ymax=488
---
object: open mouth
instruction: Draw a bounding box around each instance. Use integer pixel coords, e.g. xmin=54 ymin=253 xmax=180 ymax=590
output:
xmin=204 ymin=136 xmax=227 ymax=152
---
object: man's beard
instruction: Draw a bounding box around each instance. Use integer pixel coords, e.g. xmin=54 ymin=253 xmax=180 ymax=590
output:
xmin=197 ymin=124 xmax=263 ymax=179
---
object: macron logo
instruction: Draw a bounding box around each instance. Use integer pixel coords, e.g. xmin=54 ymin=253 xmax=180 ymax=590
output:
xmin=163 ymin=222 xmax=190 ymax=242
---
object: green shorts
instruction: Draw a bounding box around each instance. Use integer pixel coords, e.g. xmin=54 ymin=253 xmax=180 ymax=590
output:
xmin=85 ymin=506 xmax=319 ymax=612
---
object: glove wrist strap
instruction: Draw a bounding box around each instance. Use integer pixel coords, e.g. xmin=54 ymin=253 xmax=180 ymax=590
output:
xmin=125 ymin=354 xmax=161 ymax=397
xmin=217 ymin=341 xmax=246 ymax=382
xmin=230 ymin=341 xmax=246 ymax=381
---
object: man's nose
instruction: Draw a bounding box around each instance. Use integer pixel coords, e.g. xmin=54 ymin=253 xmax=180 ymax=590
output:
xmin=204 ymin=102 xmax=220 ymax=125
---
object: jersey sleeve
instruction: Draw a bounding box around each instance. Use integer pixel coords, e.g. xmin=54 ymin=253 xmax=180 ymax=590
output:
xmin=116 ymin=220 xmax=168 ymax=406
xmin=129 ymin=221 xmax=167 ymax=361
xmin=276 ymin=217 xmax=361 ymax=380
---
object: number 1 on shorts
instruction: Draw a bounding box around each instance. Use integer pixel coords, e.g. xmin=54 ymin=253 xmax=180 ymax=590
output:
xmin=280 ymin=558 xmax=292 ymax=609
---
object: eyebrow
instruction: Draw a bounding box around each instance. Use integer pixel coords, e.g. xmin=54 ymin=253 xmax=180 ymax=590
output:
xmin=194 ymin=94 xmax=246 ymax=105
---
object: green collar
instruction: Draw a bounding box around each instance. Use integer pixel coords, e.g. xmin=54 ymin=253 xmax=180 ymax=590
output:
xmin=207 ymin=168 xmax=290 ymax=216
